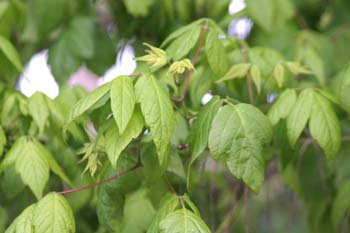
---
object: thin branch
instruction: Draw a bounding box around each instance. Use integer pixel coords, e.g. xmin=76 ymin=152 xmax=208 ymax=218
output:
xmin=239 ymin=42 xmax=254 ymax=104
xmin=173 ymin=19 xmax=209 ymax=103
xmin=163 ymin=176 xmax=179 ymax=195
xmin=56 ymin=161 xmax=141 ymax=195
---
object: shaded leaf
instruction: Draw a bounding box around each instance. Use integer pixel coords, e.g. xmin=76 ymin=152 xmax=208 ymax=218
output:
xmin=0 ymin=35 xmax=22 ymax=71
xmin=28 ymin=92 xmax=49 ymax=133
xmin=205 ymin=30 xmax=228 ymax=76
xmin=135 ymin=75 xmax=175 ymax=167
xmin=268 ymin=89 xmax=297 ymax=125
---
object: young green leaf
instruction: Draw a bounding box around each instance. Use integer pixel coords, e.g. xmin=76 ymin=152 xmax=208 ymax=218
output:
xmin=285 ymin=61 xmax=311 ymax=75
xmin=0 ymin=35 xmax=22 ymax=71
xmin=287 ymin=89 xmax=314 ymax=146
xmin=105 ymin=108 xmax=144 ymax=167
xmin=111 ymin=76 xmax=136 ymax=134
xmin=0 ymin=137 xmax=26 ymax=172
xmin=166 ymin=25 xmax=201 ymax=60
xmin=216 ymin=63 xmax=251 ymax=83
xmin=268 ymin=89 xmax=297 ymax=125
xmin=309 ymin=92 xmax=341 ymax=160
xmin=273 ymin=63 xmax=285 ymax=87
xmin=250 ymin=64 xmax=262 ymax=93
xmin=5 ymin=204 xmax=36 ymax=233
xmin=15 ymin=139 xmax=50 ymax=199
xmin=33 ymin=193 xmax=75 ymax=233
xmin=205 ymin=30 xmax=228 ymax=76
xmin=334 ymin=63 xmax=350 ymax=111
xmin=159 ymin=208 xmax=211 ymax=233
xmin=209 ymin=104 xmax=272 ymax=192
xmin=147 ymin=193 xmax=179 ymax=233
xmin=28 ymin=92 xmax=49 ymax=133
xmin=66 ymin=82 xmax=111 ymax=126
xmin=135 ymin=75 xmax=175 ymax=167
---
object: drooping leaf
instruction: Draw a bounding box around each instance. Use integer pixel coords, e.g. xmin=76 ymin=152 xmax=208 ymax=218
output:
xmin=273 ymin=63 xmax=285 ymax=87
xmin=188 ymin=96 xmax=223 ymax=165
xmin=0 ymin=125 xmax=6 ymax=157
xmin=33 ymin=193 xmax=75 ymax=233
xmin=268 ymin=89 xmax=297 ymax=125
xmin=121 ymin=189 xmax=155 ymax=233
xmin=287 ymin=89 xmax=314 ymax=146
xmin=15 ymin=139 xmax=50 ymax=199
xmin=65 ymin=82 xmax=111 ymax=126
xmin=111 ymin=76 xmax=136 ymax=134
xmin=166 ymin=25 xmax=201 ymax=60
xmin=208 ymin=104 xmax=272 ymax=192
xmin=331 ymin=181 xmax=350 ymax=227
xmin=309 ymin=92 xmax=341 ymax=160
xmin=285 ymin=61 xmax=311 ymax=75
xmin=159 ymin=208 xmax=211 ymax=233
xmin=5 ymin=204 xmax=36 ymax=233
xmin=32 ymin=139 xmax=72 ymax=186
xmin=135 ymin=75 xmax=175 ymax=167
xmin=250 ymin=64 xmax=262 ymax=93
xmin=0 ymin=35 xmax=22 ymax=71
xmin=0 ymin=137 xmax=26 ymax=172
xmin=105 ymin=108 xmax=144 ymax=167
xmin=28 ymin=92 xmax=49 ymax=133
xmin=216 ymin=63 xmax=251 ymax=83
xmin=334 ymin=63 xmax=350 ymax=111
xmin=147 ymin=193 xmax=179 ymax=233
xmin=205 ymin=30 xmax=228 ymax=76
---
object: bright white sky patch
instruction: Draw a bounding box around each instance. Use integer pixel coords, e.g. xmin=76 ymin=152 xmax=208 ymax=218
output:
xmin=228 ymin=0 xmax=253 ymax=39
xmin=99 ymin=44 xmax=136 ymax=85
xmin=229 ymin=0 xmax=246 ymax=14
xmin=201 ymin=92 xmax=213 ymax=105
xmin=18 ymin=50 xmax=59 ymax=99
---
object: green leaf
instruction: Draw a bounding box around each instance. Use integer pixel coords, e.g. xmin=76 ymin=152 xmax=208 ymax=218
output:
xmin=166 ymin=25 xmax=201 ymax=60
xmin=205 ymin=30 xmax=228 ymax=76
xmin=66 ymin=16 xmax=95 ymax=59
xmin=332 ymin=181 xmax=350 ymax=227
xmin=135 ymin=75 xmax=175 ymax=167
xmin=268 ymin=89 xmax=297 ymax=125
xmin=28 ymin=92 xmax=49 ymax=133
xmin=167 ymin=153 xmax=186 ymax=179
xmin=33 ymin=0 xmax=67 ymax=37
xmin=33 ymin=193 xmax=75 ymax=233
xmin=5 ymin=204 xmax=36 ymax=233
xmin=0 ymin=125 xmax=6 ymax=157
xmin=0 ymin=137 xmax=26 ymax=172
xmin=335 ymin=63 xmax=350 ymax=111
xmin=15 ymin=138 xmax=50 ymax=199
xmin=208 ymin=104 xmax=272 ymax=192
xmin=121 ymin=189 xmax=155 ymax=233
xmin=188 ymin=96 xmax=223 ymax=165
xmin=287 ymin=89 xmax=314 ymax=146
xmin=105 ymin=108 xmax=144 ymax=167
xmin=159 ymin=208 xmax=211 ymax=233
xmin=65 ymin=82 xmax=111 ymax=126
xmin=309 ymin=92 xmax=341 ymax=160
xmin=123 ymin=0 xmax=155 ymax=17
xmin=216 ymin=63 xmax=251 ymax=83
xmin=285 ymin=61 xmax=311 ymax=75
xmin=0 ymin=35 xmax=22 ymax=71
xmin=32 ymin=139 xmax=72 ymax=186
xmin=147 ymin=193 xmax=179 ymax=233
xmin=250 ymin=64 xmax=262 ymax=93
xmin=111 ymin=76 xmax=136 ymax=134
xmin=273 ymin=63 xmax=285 ymax=87
xmin=161 ymin=19 xmax=204 ymax=47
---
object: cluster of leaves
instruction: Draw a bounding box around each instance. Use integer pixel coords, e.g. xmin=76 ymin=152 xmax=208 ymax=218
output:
xmin=2 ymin=0 xmax=350 ymax=232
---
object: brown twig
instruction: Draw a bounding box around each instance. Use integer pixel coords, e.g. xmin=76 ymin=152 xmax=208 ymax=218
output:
xmin=173 ymin=19 xmax=209 ymax=103
xmin=56 ymin=161 xmax=141 ymax=195
xmin=239 ymin=42 xmax=254 ymax=104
